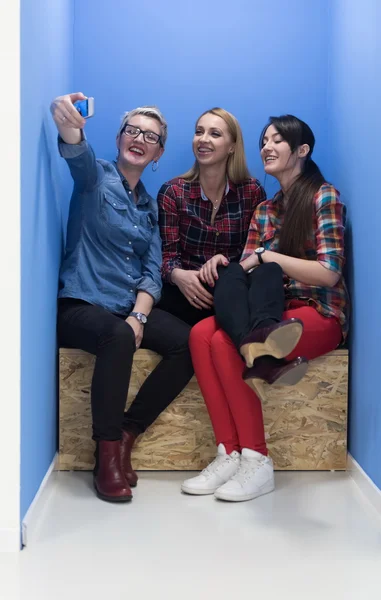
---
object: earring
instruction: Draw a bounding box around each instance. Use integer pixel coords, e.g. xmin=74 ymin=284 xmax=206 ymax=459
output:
xmin=152 ymin=160 xmax=159 ymax=172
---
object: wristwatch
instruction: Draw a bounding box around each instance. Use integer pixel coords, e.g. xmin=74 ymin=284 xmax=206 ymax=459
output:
xmin=130 ymin=312 xmax=148 ymax=325
xmin=255 ymin=247 xmax=266 ymax=264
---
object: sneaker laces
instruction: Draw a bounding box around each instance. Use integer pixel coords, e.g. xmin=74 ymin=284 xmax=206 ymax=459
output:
xmin=201 ymin=454 xmax=234 ymax=478
xmin=230 ymin=457 xmax=263 ymax=485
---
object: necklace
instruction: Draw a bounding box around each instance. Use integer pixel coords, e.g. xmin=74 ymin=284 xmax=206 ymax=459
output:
xmin=212 ymin=192 xmax=224 ymax=211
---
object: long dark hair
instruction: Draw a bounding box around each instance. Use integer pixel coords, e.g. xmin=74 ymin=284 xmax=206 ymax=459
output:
xmin=259 ymin=115 xmax=325 ymax=257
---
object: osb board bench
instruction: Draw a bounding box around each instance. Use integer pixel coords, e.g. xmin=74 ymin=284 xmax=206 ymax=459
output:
xmin=58 ymin=348 xmax=348 ymax=472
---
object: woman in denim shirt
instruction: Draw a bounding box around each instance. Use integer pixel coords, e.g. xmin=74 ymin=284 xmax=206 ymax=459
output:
xmin=51 ymin=92 xmax=194 ymax=503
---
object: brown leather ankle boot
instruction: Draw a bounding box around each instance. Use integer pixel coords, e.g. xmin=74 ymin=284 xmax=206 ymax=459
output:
xmin=94 ymin=440 xmax=132 ymax=503
xmin=120 ymin=430 xmax=138 ymax=487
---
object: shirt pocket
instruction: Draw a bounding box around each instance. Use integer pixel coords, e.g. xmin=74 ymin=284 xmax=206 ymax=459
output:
xmin=260 ymin=227 xmax=277 ymax=250
xmin=134 ymin=211 xmax=157 ymax=256
xmin=101 ymin=194 xmax=128 ymax=228
xmin=139 ymin=212 xmax=156 ymax=241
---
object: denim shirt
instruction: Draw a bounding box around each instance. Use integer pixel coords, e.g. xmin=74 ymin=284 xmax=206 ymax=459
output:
xmin=58 ymin=137 xmax=162 ymax=315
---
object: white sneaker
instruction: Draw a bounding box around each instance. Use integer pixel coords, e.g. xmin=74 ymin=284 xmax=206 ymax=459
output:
xmin=214 ymin=448 xmax=274 ymax=502
xmin=181 ymin=444 xmax=241 ymax=495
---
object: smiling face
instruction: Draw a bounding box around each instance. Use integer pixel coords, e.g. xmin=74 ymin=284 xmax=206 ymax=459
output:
xmin=192 ymin=113 xmax=235 ymax=170
xmin=117 ymin=114 xmax=164 ymax=172
xmin=260 ymin=123 xmax=310 ymax=187
xmin=260 ymin=124 xmax=299 ymax=177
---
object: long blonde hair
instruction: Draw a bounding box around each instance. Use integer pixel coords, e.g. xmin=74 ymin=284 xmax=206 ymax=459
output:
xmin=180 ymin=108 xmax=251 ymax=184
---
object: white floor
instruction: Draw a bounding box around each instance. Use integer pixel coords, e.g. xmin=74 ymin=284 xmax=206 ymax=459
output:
xmin=1 ymin=471 xmax=381 ymax=600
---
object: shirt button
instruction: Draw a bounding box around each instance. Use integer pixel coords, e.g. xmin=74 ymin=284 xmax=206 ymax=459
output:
xmin=134 ymin=225 xmax=137 ymax=228
xmin=130 ymin=289 xmax=133 ymax=293
xmin=113 ymin=203 xmax=116 ymax=207
xmin=126 ymin=257 xmax=129 ymax=260
xmin=216 ymin=232 xmax=220 ymax=236
xmin=129 ymin=241 xmax=132 ymax=245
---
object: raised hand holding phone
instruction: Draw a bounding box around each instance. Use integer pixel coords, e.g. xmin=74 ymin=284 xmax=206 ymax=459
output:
xmin=50 ymin=92 xmax=89 ymax=144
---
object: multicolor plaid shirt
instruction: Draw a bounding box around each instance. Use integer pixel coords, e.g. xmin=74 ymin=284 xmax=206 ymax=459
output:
xmin=241 ymin=183 xmax=349 ymax=338
xmin=158 ymin=177 xmax=266 ymax=282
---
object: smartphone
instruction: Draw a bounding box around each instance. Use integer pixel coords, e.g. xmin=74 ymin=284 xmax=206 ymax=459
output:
xmin=74 ymin=97 xmax=95 ymax=118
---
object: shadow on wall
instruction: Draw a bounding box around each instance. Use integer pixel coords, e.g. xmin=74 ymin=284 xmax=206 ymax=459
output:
xmin=343 ymin=218 xmax=353 ymax=346
xmin=36 ymin=114 xmax=67 ymax=445
xmin=343 ymin=217 xmax=353 ymax=440
xmin=36 ymin=114 xmax=66 ymax=264
xmin=20 ymin=110 xmax=70 ymax=521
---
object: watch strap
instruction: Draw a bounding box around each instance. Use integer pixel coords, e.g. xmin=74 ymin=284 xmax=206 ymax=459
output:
xmin=130 ymin=311 xmax=147 ymax=324
xmin=255 ymin=247 xmax=265 ymax=264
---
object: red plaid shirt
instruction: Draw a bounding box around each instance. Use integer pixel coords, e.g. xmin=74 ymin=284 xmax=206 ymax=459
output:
xmin=241 ymin=184 xmax=349 ymax=338
xmin=158 ymin=177 xmax=266 ymax=282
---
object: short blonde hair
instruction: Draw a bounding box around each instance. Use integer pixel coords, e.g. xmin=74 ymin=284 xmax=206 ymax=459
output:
xmin=117 ymin=105 xmax=168 ymax=147
xmin=180 ymin=107 xmax=251 ymax=184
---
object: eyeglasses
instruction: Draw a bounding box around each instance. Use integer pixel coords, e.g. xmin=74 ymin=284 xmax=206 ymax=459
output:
xmin=123 ymin=125 xmax=162 ymax=146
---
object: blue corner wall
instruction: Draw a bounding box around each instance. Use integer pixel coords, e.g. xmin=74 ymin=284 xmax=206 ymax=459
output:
xmin=331 ymin=0 xmax=381 ymax=489
xmin=20 ymin=0 xmax=74 ymax=520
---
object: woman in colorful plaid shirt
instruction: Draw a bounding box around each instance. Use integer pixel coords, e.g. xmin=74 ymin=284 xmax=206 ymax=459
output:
xmin=182 ymin=115 xmax=349 ymax=503
xmin=157 ymin=108 xmax=266 ymax=326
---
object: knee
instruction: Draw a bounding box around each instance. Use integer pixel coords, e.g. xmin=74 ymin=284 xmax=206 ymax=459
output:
xmin=262 ymin=262 xmax=283 ymax=277
xmin=189 ymin=317 xmax=218 ymax=351
xmin=210 ymin=328 xmax=235 ymax=354
xmin=100 ymin=320 xmax=136 ymax=352
xmin=217 ymin=261 xmax=243 ymax=279
xmin=250 ymin=261 xmax=283 ymax=287
xmin=215 ymin=263 xmax=246 ymax=296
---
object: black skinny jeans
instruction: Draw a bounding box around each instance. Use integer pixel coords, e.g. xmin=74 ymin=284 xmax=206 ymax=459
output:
xmin=157 ymin=282 xmax=215 ymax=327
xmin=213 ymin=262 xmax=285 ymax=349
xmin=58 ymin=299 xmax=194 ymax=441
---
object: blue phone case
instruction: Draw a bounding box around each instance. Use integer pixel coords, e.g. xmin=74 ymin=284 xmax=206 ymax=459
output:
xmin=74 ymin=99 xmax=89 ymax=117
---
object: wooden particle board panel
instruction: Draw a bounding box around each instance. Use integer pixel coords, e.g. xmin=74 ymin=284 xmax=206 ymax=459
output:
xmin=59 ymin=348 xmax=348 ymax=471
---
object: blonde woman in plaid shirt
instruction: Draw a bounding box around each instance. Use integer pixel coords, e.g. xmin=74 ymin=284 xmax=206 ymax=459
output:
xmin=157 ymin=108 xmax=265 ymax=326
xmin=182 ymin=115 xmax=349 ymax=503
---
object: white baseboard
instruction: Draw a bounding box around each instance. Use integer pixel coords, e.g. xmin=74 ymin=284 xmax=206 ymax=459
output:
xmin=21 ymin=453 xmax=58 ymax=547
xmin=347 ymin=453 xmax=381 ymax=517
xmin=0 ymin=528 xmax=21 ymax=552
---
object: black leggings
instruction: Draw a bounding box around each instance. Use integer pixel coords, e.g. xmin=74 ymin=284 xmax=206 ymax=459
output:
xmin=213 ymin=262 xmax=285 ymax=349
xmin=58 ymin=299 xmax=194 ymax=441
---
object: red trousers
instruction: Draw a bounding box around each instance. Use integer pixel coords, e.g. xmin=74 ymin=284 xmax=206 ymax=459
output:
xmin=189 ymin=306 xmax=342 ymax=456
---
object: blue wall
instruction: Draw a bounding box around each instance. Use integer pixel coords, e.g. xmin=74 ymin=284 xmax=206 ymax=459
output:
xmin=20 ymin=0 xmax=74 ymax=520
xmin=73 ymin=0 xmax=331 ymax=199
xmin=72 ymin=0 xmax=381 ymax=490
xmin=19 ymin=0 xmax=380 ymax=519
xmin=331 ymin=0 xmax=381 ymax=489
